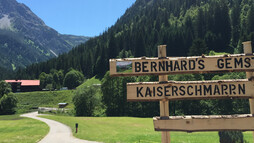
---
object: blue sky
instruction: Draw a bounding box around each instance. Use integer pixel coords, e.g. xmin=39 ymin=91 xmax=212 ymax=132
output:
xmin=16 ymin=0 xmax=136 ymax=37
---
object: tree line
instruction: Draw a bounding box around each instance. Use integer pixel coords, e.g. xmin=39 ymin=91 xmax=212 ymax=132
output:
xmin=99 ymin=72 xmax=249 ymax=117
xmin=38 ymin=69 xmax=84 ymax=90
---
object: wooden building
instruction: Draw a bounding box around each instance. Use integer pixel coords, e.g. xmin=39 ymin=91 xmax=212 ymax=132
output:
xmin=5 ymin=80 xmax=41 ymax=92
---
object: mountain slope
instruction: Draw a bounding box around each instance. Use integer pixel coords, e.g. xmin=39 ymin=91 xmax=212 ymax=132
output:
xmin=20 ymin=0 xmax=254 ymax=79
xmin=0 ymin=0 xmax=89 ymax=71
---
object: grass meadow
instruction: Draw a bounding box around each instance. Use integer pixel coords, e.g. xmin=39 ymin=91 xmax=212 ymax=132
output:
xmin=41 ymin=115 xmax=254 ymax=143
xmin=0 ymin=114 xmax=49 ymax=143
xmin=15 ymin=90 xmax=74 ymax=114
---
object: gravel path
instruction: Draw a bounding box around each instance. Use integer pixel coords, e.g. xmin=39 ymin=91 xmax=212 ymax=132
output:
xmin=21 ymin=112 xmax=100 ymax=143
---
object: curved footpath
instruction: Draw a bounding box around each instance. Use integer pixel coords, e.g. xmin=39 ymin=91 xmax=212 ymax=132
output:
xmin=21 ymin=112 xmax=99 ymax=143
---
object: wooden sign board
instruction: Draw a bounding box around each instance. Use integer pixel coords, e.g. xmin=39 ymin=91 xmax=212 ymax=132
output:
xmin=127 ymin=79 xmax=254 ymax=101
xmin=110 ymin=54 xmax=254 ymax=76
xmin=153 ymin=114 xmax=254 ymax=132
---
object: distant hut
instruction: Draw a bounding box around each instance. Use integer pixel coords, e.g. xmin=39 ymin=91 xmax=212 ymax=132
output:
xmin=5 ymin=80 xmax=41 ymax=92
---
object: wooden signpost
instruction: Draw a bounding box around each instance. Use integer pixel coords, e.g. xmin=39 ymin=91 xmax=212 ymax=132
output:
xmin=158 ymin=45 xmax=170 ymax=142
xmin=153 ymin=114 xmax=254 ymax=132
xmin=243 ymin=41 xmax=254 ymax=140
xmin=109 ymin=41 xmax=254 ymax=143
xmin=127 ymin=79 xmax=254 ymax=101
xmin=110 ymin=54 xmax=254 ymax=76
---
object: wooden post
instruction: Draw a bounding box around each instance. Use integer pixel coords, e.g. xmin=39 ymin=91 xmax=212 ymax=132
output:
xmin=243 ymin=41 xmax=254 ymax=141
xmin=158 ymin=45 xmax=170 ymax=143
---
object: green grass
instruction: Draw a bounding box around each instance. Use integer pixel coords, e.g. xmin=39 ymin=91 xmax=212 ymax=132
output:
xmin=208 ymin=50 xmax=229 ymax=56
xmin=15 ymin=90 xmax=75 ymax=113
xmin=40 ymin=115 xmax=254 ymax=143
xmin=213 ymin=52 xmax=229 ymax=55
xmin=79 ymin=76 xmax=101 ymax=87
xmin=15 ymin=77 xmax=101 ymax=114
xmin=0 ymin=114 xmax=49 ymax=143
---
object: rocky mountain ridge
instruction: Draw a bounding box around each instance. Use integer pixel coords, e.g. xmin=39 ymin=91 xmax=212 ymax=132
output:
xmin=0 ymin=0 xmax=89 ymax=70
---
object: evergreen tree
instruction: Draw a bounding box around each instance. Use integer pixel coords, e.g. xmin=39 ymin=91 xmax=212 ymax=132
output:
xmin=94 ymin=47 xmax=107 ymax=78
xmin=188 ymin=38 xmax=208 ymax=56
xmin=39 ymin=72 xmax=47 ymax=89
xmin=212 ymin=0 xmax=231 ymax=52
xmin=52 ymin=71 xmax=60 ymax=89
xmin=231 ymin=2 xmax=241 ymax=47
xmin=196 ymin=8 xmax=206 ymax=38
xmin=45 ymin=73 xmax=53 ymax=89
xmin=134 ymin=32 xmax=146 ymax=57
xmin=247 ymin=4 xmax=254 ymax=33
xmin=108 ymin=33 xmax=117 ymax=59
xmin=58 ymin=70 xmax=64 ymax=86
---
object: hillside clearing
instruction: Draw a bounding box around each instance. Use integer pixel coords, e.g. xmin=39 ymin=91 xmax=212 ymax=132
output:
xmin=15 ymin=90 xmax=74 ymax=114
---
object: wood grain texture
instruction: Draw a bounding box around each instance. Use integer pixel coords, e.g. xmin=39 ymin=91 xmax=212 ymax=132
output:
xmin=243 ymin=41 xmax=254 ymax=141
xmin=127 ymin=79 xmax=254 ymax=101
xmin=153 ymin=114 xmax=254 ymax=132
xmin=158 ymin=45 xmax=170 ymax=143
xmin=110 ymin=54 xmax=254 ymax=76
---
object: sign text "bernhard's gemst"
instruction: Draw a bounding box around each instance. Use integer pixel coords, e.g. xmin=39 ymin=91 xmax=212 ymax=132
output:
xmin=110 ymin=54 xmax=254 ymax=76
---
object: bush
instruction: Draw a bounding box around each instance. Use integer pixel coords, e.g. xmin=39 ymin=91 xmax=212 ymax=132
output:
xmin=0 ymin=80 xmax=11 ymax=98
xmin=0 ymin=80 xmax=17 ymax=115
xmin=0 ymin=93 xmax=17 ymax=115
xmin=73 ymin=85 xmax=102 ymax=116
xmin=218 ymin=131 xmax=244 ymax=143
xmin=63 ymin=69 xmax=84 ymax=89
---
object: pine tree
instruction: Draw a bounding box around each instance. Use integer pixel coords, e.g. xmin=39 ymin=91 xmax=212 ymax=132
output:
xmin=188 ymin=38 xmax=208 ymax=56
xmin=196 ymin=8 xmax=206 ymax=38
xmin=231 ymin=3 xmax=241 ymax=47
xmin=247 ymin=4 xmax=254 ymax=33
xmin=108 ymin=33 xmax=117 ymax=59
xmin=135 ymin=32 xmax=146 ymax=57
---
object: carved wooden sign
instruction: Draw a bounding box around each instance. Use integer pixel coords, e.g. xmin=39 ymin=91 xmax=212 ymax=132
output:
xmin=110 ymin=54 xmax=254 ymax=76
xmin=127 ymin=79 xmax=254 ymax=101
xmin=109 ymin=43 xmax=254 ymax=140
xmin=153 ymin=114 xmax=254 ymax=132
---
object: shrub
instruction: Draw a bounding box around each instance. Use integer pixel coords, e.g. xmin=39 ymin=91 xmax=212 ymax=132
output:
xmin=0 ymin=93 xmax=17 ymax=115
xmin=63 ymin=69 xmax=84 ymax=89
xmin=218 ymin=131 xmax=244 ymax=143
xmin=73 ymin=85 xmax=101 ymax=116
xmin=0 ymin=80 xmax=11 ymax=98
xmin=0 ymin=80 xmax=17 ymax=115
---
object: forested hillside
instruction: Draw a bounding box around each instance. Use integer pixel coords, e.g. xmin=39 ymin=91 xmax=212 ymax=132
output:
xmin=0 ymin=0 xmax=89 ymax=77
xmin=0 ymin=66 xmax=13 ymax=80
xmin=18 ymin=0 xmax=254 ymax=79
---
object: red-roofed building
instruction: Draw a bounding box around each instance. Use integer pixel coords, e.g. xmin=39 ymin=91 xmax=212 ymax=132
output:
xmin=5 ymin=80 xmax=41 ymax=92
